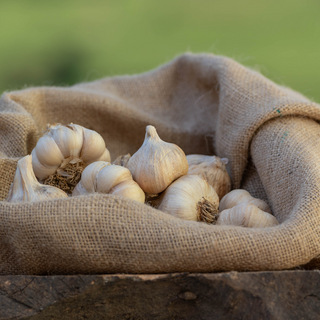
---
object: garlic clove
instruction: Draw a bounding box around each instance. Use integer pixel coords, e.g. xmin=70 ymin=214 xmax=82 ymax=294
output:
xmin=96 ymin=148 xmax=111 ymax=163
xmin=112 ymin=154 xmax=131 ymax=167
xmin=109 ymin=180 xmax=145 ymax=203
xmin=219 ymin=189 xmax=251 ymax=211
xmin=81 ymin=161 xmax=110 ymax=195
xmin=219 ymin=189 xmax=271 ymax=214
xmin=49 ymin=124 xmax=82 ymax=159
xmin=6 ymin=155 xmax=68 ymax=202
xmin=33 ymin=134 xmax=64 ymax=168
xmin=243 ymin=198 xmax=272 ymax=214
xmin=67 ymin=123 xmax=84 ymax=158
xmin=217 ymin=203 xmax=279 ymax=228
xmin=31 ymin=149 xmax=58 ymax=181
xmin=186 ymin=154 xmax=231 ymax=199
xmin=158 ymin=175 xmax=219 ymax=223
xmin=96 ymin=165 xmax=132 ymax=194
xmin=81 ymin=127 xmax=109 ymax=164
xmin=72 ymin=161 xmax=110 ymax=196
xmin=127 ymin=125 xmax=189 ymax=194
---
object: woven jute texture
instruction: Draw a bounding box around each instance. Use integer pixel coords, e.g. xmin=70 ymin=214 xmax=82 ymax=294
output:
xmin=1 ymin=53 xmax=320 ymax=275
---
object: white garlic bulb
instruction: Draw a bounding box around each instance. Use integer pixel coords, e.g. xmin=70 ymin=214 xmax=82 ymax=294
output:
xmin=219 ymin=189 xmax=272 ymax=214
xmin=127 ymin=125 xmax=189 ymax=194
xmin=73 ymin=162 xmax=145 ymax=203
xmin=6 ymin=155 xmax=68 ymax=203
xmin=32 ymin=123 xmax=111 ymax=193
xmin=158 ymin=175 xmax=219 ymax=223
xmin=186 ymin=154 xmax=231 ymax=199
xmin=217 ymin=203 xmax=279 ymax=228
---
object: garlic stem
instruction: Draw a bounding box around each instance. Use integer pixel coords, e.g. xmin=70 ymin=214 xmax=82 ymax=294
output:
xmin=221 ymin=158 xmax=229 ymax=165
xmin=145 ymin=125 xmax=161 ymax=141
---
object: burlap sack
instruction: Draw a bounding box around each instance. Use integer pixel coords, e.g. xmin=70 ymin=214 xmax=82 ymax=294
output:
xmin=1 ymin=53 xmax=320 ymax=275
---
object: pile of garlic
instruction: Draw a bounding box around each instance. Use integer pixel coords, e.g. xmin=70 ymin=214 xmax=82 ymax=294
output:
xmin=5 ymin=123 xmax=279 ymax=228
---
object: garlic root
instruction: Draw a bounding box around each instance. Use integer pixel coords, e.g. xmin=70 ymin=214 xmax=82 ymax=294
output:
xmin=197 ymin=197 xmax=220 ymax=224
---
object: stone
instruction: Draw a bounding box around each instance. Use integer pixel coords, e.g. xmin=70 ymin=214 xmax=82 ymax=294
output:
xmin=0 ymin=270 xmax=319 ymax=319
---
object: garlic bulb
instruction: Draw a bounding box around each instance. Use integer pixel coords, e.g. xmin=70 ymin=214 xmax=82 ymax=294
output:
xmin=219 ymin=189 xmax=272 ymax=214
xmin=127 ymin=125 xmax=189 ymax=194
xmin=6 ymin=155 xmax=68 ymax=202
xmin=112 ymin=154 xmax=131 ymax=167
xmin=217 ymin=203 xmax=279 ymax=228
xmin=73 ymin=162 xmax=145 ymax=203
xmin=32 ymin=123 xmax=110 ymax=193
xmin=186 ymin=154 xmax=231 ymax=199
xmin=158 ymin=175 xmax=219 ymax=223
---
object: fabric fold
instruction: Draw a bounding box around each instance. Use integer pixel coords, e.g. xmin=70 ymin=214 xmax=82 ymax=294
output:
xmin=0 ymin=53 xmax=320 ymax=274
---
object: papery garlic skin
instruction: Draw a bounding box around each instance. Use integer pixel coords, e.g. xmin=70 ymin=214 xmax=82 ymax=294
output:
xmin=186 ymin=154 xmax=231 ymax=199
xmin=112 ymin=154 xmax=131 ymax=167
xmin=158 ymin=175 xmax=219 ymax=223
xmin=127 ymin=125 xmax=189 ymax=194
xmin=6 ymin=155 xmax=68 ymax=203
xmin=217 ymin=203 xmax=279 ymax=228
xmin=219 ymin=189 xmax=272 ymax=214
xmin=72 ymin=163 xmax=145 ymax=203
xmin=109 ymin=180 xmax=145 ymax=203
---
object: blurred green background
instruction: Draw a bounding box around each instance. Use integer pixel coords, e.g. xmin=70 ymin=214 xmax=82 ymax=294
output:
xmin=0 ymin=0 xmax=319 ymax=101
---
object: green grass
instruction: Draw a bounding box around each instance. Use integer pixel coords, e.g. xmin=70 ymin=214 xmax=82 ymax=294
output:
xmin=1 ymin=0 xmax=320 ymax=102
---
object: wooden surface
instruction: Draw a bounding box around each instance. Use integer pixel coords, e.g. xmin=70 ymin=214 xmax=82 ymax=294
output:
xmin=0 ymin=270 xmax=319 ymax=319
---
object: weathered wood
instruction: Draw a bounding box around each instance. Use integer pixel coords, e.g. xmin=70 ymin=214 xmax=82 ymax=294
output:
xmin=0 ymin=271 xmax=319 ymax=319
